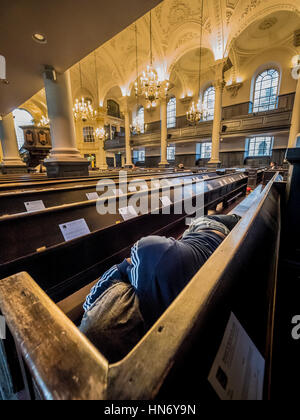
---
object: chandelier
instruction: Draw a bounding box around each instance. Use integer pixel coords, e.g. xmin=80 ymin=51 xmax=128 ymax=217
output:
xmin=94 ymin=127 xmax=107 ymax=140
xmin=73 ymin=97 xmax=97 ymax=122
xmin=73 ymin=62 xmax=97 ymax=122
xmin=38 ymin=115 xmax=50 ymax=127
xmin=140 ymin=10 xmax=170 ymax=103
xmin=140 ymin=66 xmax=161 ymax=103
xmin=130 ymin=117 xmax=143 ymax=134
xmin=187 ymin=0 xmax=205 ymax=124
xmin=131 ymin=24 xmax=144 ymax=135
xmin=186 ymin=101 xmax=206 ymax=124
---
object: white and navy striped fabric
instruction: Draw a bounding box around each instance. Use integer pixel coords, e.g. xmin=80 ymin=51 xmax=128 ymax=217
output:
xmin=83 ymin=265 xmax=121 ymax=312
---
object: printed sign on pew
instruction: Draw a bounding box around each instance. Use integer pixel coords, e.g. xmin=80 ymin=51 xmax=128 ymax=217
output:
xmin=59 ymin=219 xmax=90 ymax=242
xmin=24 ymin=200 xmax=45 ymax=213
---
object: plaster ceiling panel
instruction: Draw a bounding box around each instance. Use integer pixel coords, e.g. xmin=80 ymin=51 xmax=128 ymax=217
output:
xmin=0 ymin=0 xmax=162 ymax=116
xmin=235 ymin=11 xmax=300 ymax=53
xmin=174 ymin=47 xmax=215 ymax=74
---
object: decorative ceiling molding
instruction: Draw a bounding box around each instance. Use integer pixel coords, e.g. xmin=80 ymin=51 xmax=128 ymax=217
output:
xmin=21 ymin=0 xmax=300 ymax=112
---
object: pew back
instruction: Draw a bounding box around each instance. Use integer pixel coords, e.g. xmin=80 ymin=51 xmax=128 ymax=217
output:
xmin=0 ymin=175 xmax=281 ymax=400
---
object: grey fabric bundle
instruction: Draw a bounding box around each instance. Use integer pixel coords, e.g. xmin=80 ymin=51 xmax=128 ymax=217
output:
xmin=79 ymin=281 xmax=145 ymax=363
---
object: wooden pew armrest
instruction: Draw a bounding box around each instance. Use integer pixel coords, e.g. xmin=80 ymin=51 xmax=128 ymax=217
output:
xmin=0 ymin=272 xmax=108 ymax=400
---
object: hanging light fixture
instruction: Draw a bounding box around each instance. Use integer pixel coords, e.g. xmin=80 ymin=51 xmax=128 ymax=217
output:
xmin=37 ymin=115 xmax=50 ymax=127
xmin=140 ymin=10 xmax=170 ymax=104
xmin=131 ymin=24 xmax=144 ymax=134
xmin=94 ymin=127 xmax=107 ymax=140
xmin=73 ymin=62 xmax=97 ymax=122
xmin=186 ymin=0 xmax=208 ymax=124
xmin=93 ymin=52 xmax=107 ymax=141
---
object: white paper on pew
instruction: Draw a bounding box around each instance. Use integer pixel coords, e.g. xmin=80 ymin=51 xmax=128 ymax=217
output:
xmin=208 ymin=312 xmax=265 ymax=401
xmin=118 ymin=206 xmax=138 ymax=221
xmin=128 ymin=186 xmax=137 ymax=192
xmin=86 ymin=192 xmax=99 ymax=201
xmin=24 ymin=200 xmax=45 ymax=213
xmin=160 ymin=196 xmax=172 ymax=207
xmin=207 ymin=184 xmax=214 ymax=191
xmin=59 ymin=219 xmax=91 ymax=242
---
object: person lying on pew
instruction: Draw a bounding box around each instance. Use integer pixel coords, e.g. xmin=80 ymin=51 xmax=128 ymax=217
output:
xmin=80 ymin=214 xmax=241 ymax=362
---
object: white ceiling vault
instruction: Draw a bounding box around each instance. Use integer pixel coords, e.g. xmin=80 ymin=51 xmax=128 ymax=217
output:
xmin=21 ymin=0 xmax=300 ymax=118
xmin=0 ymin=0 xmax=163 ymax=116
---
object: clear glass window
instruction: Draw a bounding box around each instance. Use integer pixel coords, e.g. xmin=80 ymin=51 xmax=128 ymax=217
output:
xmin=133 ymin=149 xmax=145 ymax=162
xmin=83 ymin=126 xmax=95 ymax=143
xmin=12 ymin=109 xmax=34 ymax=150
xmin=247 ymin=136 xmax=274 ymax=157
xmin=167 ymin=97 xmax=176 ymax=128
xmin=167 ymin=146 xmax=176 ymax=161
xmin=197 ymin=142 xmax=212 ymax=159
xmin=137 ymin=107 xmax=145 ymax=134
xmin=203 ymin=87 xmax=215 ymax=121
xmin=252 ymin=69 xmax=279 ymax=113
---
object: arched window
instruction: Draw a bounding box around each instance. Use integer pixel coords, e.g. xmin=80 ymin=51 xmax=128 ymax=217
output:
xmin=252 ymin=69 xmax=279 ymax=113
xmin=202 ymin=86 xmax=215 ymax=121
xmin=12 ymin=109 xmax=34 ymax=150
xmin=137 ymin=107 xmax=144 ymax=134
xmin=167 ymin=97 xmax=176 ymax=128
xmin=107 ymin=99 xmax=121 ymax=118
xmin=83 ymin=126 xmax=95 ymax=143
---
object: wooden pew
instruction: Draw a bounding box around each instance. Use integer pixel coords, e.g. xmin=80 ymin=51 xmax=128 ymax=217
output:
xmin=0 ymin=170 xmax=230 ymax=218
xmin=0 ymin=171 xmax=197 ymax=217
xmin=0 ymin=169 xmax=182 ymax=192
xmin=0 ymin=172 xmax=248 ymax=302
xmin=262 ymin=169 xmax=289 ymax=185
xmin=0 ymin=175 xmax=282 ymax=400
xmin=246 ymin=167 xmax=266 ymax=188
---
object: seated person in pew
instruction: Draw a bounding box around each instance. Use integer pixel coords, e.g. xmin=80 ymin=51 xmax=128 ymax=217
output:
xmin=80 ymin=214 xmax=241 ymax=362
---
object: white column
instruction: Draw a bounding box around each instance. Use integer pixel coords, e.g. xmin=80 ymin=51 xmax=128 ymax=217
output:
xmin=0 ymin=113 xmax=27 ymax=173
xmin=98 ymin=138 xmax=108 ymax=170
xmin=209 ymin=59 xmax=226 ymax=166
xmin=159 ymin=97 xmax=169 ymax=167
xmin=123 ymin=105 xmax=133 ymax=168
xmin=43 ymin=68 xmax=89 ymax=177
xmin=288 ymin=76 xmax=300 ymax=148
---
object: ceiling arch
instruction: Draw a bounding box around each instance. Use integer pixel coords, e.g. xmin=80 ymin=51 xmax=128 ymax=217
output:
xmin=21 ymin=0 xmax=300 ymax=113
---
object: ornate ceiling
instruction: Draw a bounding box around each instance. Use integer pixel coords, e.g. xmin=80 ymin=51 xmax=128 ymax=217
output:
xmin=22 ymin=0 xmax=300 ymax=118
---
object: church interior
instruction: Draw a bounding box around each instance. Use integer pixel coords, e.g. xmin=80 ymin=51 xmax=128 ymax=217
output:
xmin=0 ymin=0 xmax=300 ymax=402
